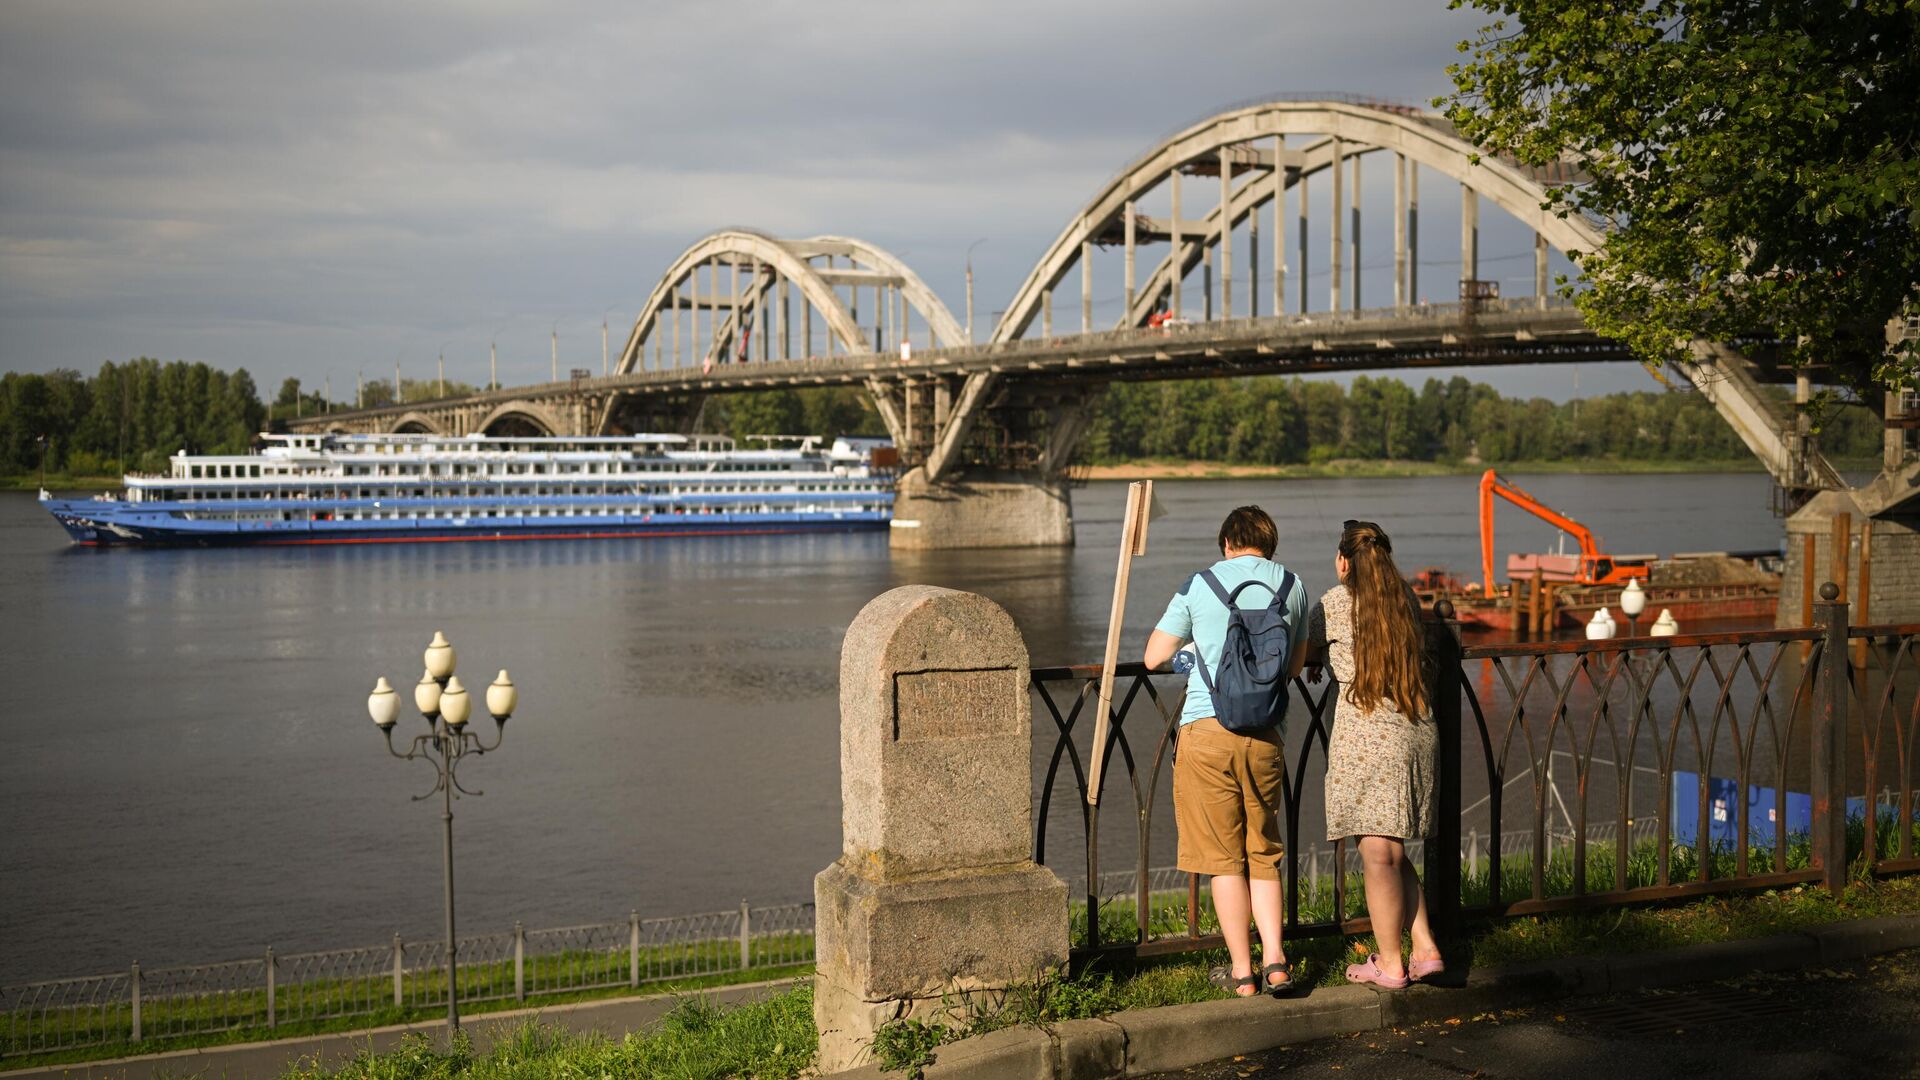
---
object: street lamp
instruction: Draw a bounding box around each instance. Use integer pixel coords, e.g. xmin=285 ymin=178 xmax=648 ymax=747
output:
xmin=365 ymin=631 xmax=520 ymax=1037
xmin=1619 ymin=578 xmax=1647 ymax=636
xmin=965 ymin=239 xmax=989 ymax=344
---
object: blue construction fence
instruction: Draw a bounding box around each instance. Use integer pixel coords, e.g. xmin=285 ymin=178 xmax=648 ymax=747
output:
xmin=1668 ymin=770 xmax=1868 ymax=848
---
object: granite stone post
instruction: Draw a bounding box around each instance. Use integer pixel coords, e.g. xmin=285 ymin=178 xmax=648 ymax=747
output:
xmin=813 ymin=585 xmax=1068 ymax=1073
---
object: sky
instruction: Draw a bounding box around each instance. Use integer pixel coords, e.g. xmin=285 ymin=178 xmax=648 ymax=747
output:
xmin=0 ymin=0 xmax=1659 ymax=402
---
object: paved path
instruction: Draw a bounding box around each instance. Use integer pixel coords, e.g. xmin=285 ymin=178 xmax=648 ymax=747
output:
xmin=1145 ymin=948 xmax=1920 ymax=1080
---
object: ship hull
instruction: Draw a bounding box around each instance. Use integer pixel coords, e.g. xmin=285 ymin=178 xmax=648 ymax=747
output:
xmin=46 ymin=503 xmax=888 ymax=548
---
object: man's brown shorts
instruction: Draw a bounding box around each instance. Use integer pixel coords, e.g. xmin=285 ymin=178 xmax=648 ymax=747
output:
xmin=1172 ymin=716 xmax=1286 ymax=879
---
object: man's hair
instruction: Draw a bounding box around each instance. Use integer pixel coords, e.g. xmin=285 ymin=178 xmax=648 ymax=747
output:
xmin=1217 ymin=505 xmax=1278 ymax=558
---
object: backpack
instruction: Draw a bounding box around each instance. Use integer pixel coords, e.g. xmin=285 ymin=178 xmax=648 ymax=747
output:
xmin=1191 ymin=568 xmax=1299 ymax=733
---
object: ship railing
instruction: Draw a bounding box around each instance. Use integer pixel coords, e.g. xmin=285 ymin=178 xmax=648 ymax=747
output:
xmin=0 ymin=901 xmax=812 ymax=1060
xmin=1034 ymin=589 xmax=1920 ymax=959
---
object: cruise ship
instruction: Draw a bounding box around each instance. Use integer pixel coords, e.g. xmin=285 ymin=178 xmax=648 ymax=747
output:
xmin=40 ymin=432 xmax=895 ymax=546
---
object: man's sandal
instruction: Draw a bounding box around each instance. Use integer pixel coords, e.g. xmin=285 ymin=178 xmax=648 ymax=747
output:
xmin=1207 ymin=965 xmax=1260 ymax=997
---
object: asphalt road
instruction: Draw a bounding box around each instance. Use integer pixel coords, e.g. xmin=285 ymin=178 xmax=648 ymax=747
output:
xmin=1143 ymin=948 xmax=1920 ymax=1080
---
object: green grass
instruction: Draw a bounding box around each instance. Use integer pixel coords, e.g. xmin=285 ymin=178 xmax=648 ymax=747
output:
xmin=0 ymin=473 xmax=122 ymax=491
xmin=279 ymin=984 xmax=818 ymax=1080
xmin=221 ymin=869 xmax=1920 ymax=1078
xmin=0 ymin=935 xmax=811 ymax=1071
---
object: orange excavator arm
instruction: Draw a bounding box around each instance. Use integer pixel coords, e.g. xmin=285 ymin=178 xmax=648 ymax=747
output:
xmin=1479 ymin=469 xmax=1644 ymax=591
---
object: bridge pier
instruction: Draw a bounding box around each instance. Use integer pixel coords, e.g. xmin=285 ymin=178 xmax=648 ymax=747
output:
xmin=1779 ymin=491 xmax=1920 ymax=627
xmin=888 ymin=467 xmax=1075 ymax=550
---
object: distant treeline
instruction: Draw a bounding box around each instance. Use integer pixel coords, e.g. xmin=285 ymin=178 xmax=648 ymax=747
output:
xmin=1077 ymin=374 xmax=1889 ymax=466
xmin=0 ymin=360 xmax=1887 ymax=479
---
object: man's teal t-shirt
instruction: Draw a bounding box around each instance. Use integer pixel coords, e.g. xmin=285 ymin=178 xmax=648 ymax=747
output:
xmin=1154 ymin=555 xmax=1309 ymax=727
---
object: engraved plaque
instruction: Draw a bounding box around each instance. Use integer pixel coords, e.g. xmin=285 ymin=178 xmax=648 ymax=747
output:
xmin=892 ymin=668 xmax=1019 ymax=741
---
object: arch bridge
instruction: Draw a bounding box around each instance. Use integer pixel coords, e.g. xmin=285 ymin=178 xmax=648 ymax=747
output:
xmin=292 ymin=97 xmax=1918 ymax=546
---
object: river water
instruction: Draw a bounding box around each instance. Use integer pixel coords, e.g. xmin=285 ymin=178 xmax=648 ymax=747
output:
xmin=0 ymin=472 xmax=1786 ymax=983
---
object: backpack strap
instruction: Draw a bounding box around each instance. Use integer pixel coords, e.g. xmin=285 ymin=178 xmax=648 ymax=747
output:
xmin=1197 ymin=569 xmax=1234 ymax=607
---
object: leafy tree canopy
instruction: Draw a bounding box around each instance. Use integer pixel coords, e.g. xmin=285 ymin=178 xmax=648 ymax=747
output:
xmin=1443 ymin=0 xmax=1920 ymax=390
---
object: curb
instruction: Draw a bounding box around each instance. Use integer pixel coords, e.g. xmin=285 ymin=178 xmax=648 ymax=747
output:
xmin=0 ymin=977 xmax=806 ymax=1080
xmin=823 ymin=913 xmax=1920 ymax=1079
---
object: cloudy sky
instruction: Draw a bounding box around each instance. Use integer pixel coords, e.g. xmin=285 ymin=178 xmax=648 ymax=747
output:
xmin=0 ymin=0 xmax=1654 ymax=400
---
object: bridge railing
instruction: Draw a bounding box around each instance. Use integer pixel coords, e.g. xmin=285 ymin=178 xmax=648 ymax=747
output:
xmin=1031 ymin=589 xmax=1920 ymax=959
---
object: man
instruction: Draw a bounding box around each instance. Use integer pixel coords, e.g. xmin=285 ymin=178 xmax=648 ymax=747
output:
xmin=1143 ymin=505 xmax=1308 ymax=996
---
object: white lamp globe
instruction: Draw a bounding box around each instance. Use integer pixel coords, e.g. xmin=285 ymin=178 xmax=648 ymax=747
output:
xmin=1620 ymin=578 xmax=1648 ymax=617
xmin=1651 ymin=609 xmax=1680 ymax=637
xmin=440 ymin=676 xmax=472 ymax=727
xmin=415 ymin=670 xmax=442 ymax=718
xmin=1586 ymin=609 xmax=1613 ymax=640
xmin=367 ymin=678 xmax=400 ymax=729
xmin=487 ymin=670 xmax=517 ymax=720
xmin=424 ymin=631 xmax=456 ymax=680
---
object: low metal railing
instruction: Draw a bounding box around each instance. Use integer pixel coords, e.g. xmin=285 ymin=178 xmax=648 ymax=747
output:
xmin=1034 ymin=587 xmax=1920 ymax=958
xmin=0 ymin=900 xmax=813 ymax=1060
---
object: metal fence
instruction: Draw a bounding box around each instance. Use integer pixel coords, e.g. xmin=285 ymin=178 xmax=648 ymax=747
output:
xmin=0 ymin=900 xmax=813 ymax=1060
xmin=1035 ymin=588 xmax=1920 ymax=958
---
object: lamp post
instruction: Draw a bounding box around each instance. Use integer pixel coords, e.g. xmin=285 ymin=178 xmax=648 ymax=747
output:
xmin=365 ymin=632 xmax=520 ymax=1037
xmin=1619 ymin=578 xmax=1647 ymax=636
xmin=965 ymin=239 xmax=988 ymax=344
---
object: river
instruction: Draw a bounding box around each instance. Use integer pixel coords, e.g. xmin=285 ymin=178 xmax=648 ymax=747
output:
xmin=0 ymin=471 xmax=1786 ymax=983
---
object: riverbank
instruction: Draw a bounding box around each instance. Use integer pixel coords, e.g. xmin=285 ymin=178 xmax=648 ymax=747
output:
xmin=1077 ymin=457 xmax=1785 ymax=481
xmin=0 ymin=474 xmax=120 ymax=492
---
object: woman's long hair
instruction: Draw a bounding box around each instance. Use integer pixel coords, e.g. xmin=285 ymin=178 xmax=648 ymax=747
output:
xmin=1339 ymin=521 xmax=1431 ymax=719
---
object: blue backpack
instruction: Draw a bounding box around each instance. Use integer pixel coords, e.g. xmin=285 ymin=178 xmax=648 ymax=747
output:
xmin=1191 ymin=568 xmax=1299 ymax=733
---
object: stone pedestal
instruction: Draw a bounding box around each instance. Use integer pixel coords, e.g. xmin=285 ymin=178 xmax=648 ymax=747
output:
xmin=1779 ymin=491 xmax=1920 ymax=626
xmin=813 ymin=586 xmax=1068 ymax=1073
xmin=888 ymin=467 xmax=1075 ymax=550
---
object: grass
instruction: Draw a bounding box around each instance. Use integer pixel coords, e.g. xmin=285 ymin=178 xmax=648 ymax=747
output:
xmin=278 ymin=984 xmax=818 ymax=1080
xmin=138 ymin=866 xmax=1914 ymax=1078
xmin=0 ymin=934 xmax=812 ymax=1071
xmin=9 ymin=822 xmax=1913 ymax=1072
xmin=0 ymin=473 xmax=122 ymax=491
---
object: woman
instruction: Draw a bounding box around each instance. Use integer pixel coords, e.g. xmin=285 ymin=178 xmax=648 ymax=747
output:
xmin=1316 ymin=520 xmax=1443 ymax=988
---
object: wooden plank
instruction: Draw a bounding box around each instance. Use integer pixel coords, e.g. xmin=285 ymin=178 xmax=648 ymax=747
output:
xmin=1087 ymin=481 xmax=1154 ymax=805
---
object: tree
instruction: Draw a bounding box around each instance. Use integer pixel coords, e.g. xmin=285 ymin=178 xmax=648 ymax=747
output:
xmin=1444 ymin=0 xmax=1920 ymax=389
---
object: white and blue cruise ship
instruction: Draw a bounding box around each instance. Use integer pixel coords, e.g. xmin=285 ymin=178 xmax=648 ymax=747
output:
xmin=41 ymin=432 xmax=894 ymax=547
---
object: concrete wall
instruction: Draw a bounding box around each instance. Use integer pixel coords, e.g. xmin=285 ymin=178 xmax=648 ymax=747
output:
xmin=1779 ymin=490 xmax=1920 ymax=626
xmin=888 ymin=468 xmax=1074 ymax=550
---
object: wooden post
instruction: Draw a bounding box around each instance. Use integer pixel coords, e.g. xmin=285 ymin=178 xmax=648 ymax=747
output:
xmin=391 ymin=934 xmax=403 ymax=1008
xmin=1527 ymin=571 xmax=1544 ymax=637
xmin=130 ymin=961 xmax=141 ymax=1043
xmin=1088 ymin=481 xmax=1155 ymax=804
xmin=266 ymin=947 xmax=276 ymax=1029
xmin=739 ymin=899 xmax=752 ymax=971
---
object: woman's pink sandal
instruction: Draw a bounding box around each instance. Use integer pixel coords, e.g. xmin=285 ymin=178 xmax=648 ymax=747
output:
xmin=1344 ymin=953 xmax=1411 ymax=989
xmin=1409 ymin=957 xmax=1446 ymax=982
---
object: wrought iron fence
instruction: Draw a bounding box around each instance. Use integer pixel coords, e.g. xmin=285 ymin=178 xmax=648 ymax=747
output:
xmin=1033 ymin=587 xmax=1920 ymax=959
xmin=0 ymin=900 xmax=813 ymax=1061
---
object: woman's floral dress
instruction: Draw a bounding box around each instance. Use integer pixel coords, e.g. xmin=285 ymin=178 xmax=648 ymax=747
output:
xmin=1314 ymin=584 xmax=1438 ymax=841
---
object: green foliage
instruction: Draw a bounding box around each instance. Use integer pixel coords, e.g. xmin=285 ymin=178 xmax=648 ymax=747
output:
xmin=1080 ymin=374 xmax=1886 ymax=465
xmin=703 ymin=387 xmax=883 ymax=444
xmin=1443 ymin=0 xmax=1920 ymax=389
xmin=870 ymin=1017 xmax=954 ymax=1079
xmin=0 ymin=360 xmax=267 ymax=477
xmin=280 ymin=985 xmax=817 ymax=1079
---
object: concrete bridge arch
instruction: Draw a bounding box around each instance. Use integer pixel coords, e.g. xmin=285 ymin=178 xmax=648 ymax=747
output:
xmin=390 ymin=411 xmax=445 ymax=435
xmin=478 ymin=400 xmax=565 ymax=437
